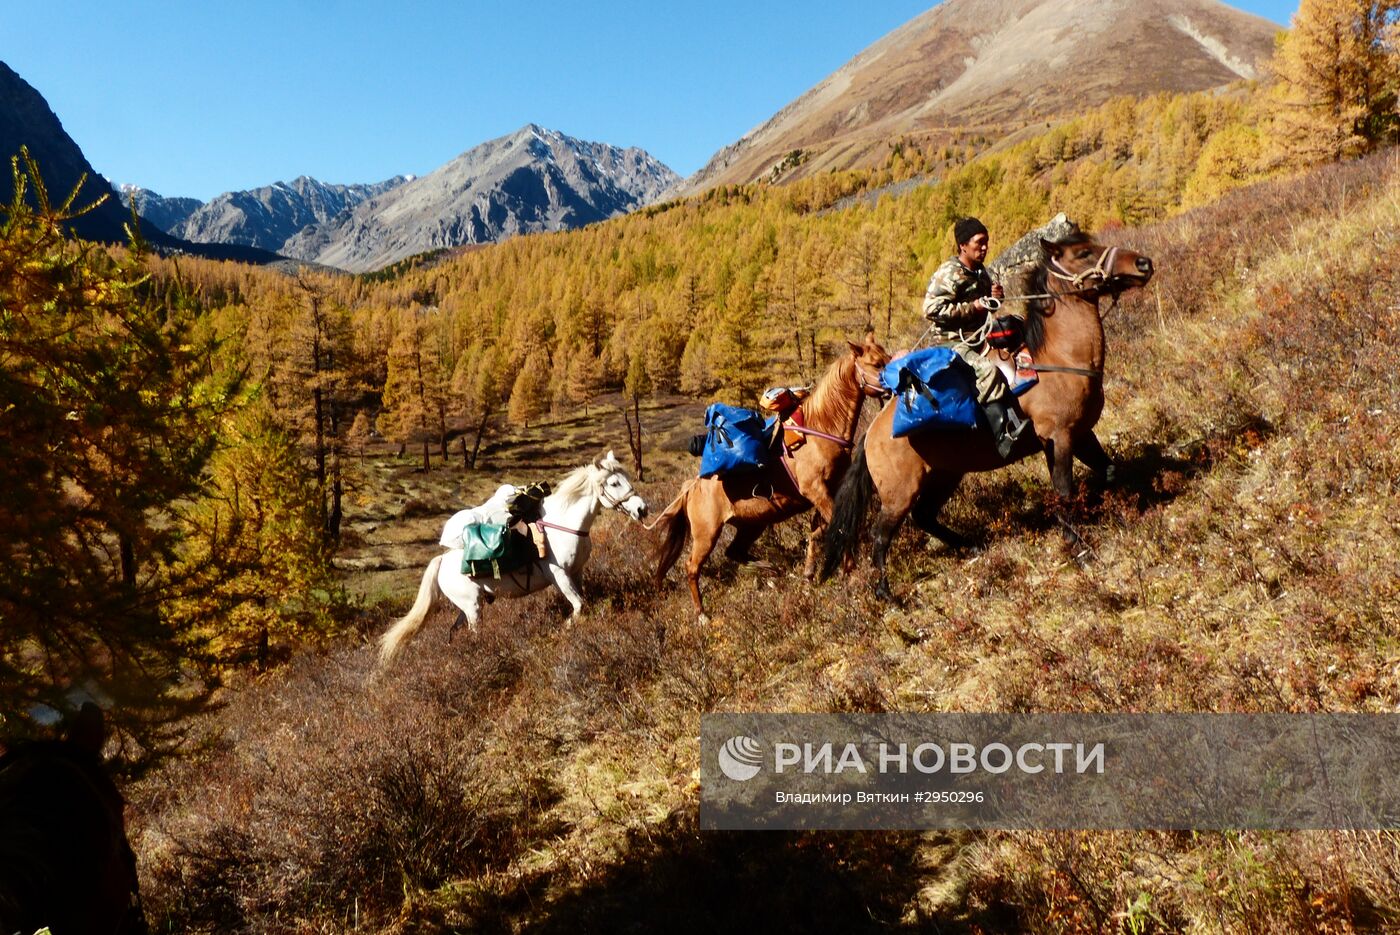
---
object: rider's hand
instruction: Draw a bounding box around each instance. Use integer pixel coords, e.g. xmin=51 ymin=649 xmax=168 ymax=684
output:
xmin=991 ymin=283 xmax=1004 ymax=299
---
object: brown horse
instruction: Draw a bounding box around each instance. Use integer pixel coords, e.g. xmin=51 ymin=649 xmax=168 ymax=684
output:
xmin=0 ymin=704 xmax=147 ymax=935
xmin=821 ymin=235 xmax=1154 ymax=601
xmin=652 ymin=334 xmax=892 ymax=618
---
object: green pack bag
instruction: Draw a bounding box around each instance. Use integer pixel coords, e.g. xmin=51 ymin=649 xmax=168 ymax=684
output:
xmin=459 ymin=523 xmax=534 ymax=578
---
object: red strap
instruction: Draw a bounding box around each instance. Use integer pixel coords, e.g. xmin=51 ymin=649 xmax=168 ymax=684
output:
xmin=537 ymin=520 xmax=588 ymax=538
xmin=784 ymin=424 xmax=853 ymax=448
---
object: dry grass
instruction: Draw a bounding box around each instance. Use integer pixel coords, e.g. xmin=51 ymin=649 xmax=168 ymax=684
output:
xmin=128 ymin=150 xmax=1400 ymax=933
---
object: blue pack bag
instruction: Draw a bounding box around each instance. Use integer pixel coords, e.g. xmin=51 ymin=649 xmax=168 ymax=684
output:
xmin=880 ymin=348 xmax=981 ymax=438
xmin=698 ymin=403 xmax=773 ymax=477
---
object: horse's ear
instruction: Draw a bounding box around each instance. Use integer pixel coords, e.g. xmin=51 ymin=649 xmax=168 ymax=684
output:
xmin=65 ymin=702 xmax=105 ymax=756
xmin=606 ymin=449 xmax=616 ymax=464
xmin=864 ymin=328 xmax=876 ymax=346
xmin=1040 ymin=237 xmax=1062 ymax=259
xmin=847 ymin=340 xmax=863 ymax=356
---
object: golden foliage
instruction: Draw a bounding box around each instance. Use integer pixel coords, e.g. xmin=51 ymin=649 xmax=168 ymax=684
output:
xmin=1266 ymin=0 xmax=1400 ymax=167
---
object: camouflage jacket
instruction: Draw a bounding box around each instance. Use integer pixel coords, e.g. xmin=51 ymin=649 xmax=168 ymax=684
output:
xmin=921 ymin=256 xmax=994 ymax=342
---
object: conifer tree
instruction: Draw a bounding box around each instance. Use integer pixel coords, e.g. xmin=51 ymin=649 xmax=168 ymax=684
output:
xmin=0 ymin=152 xmax=233 ymax=742
xmin=506 ymin=350 xmax=552 ymax=427
xmin=171 ymin=409 xmax=337 ymax=671
xmin=622 ymin=345 xmax=652 ymax=479
xmin=1269 ymin=0 xmax=1400 ymax=166
xmin=380 ymin=309 xmax=446 ymax=471
xmin=566 ymin=348 xmax=603 ymax=414
xmin=451 ymin=343 xmax=509 ymax=468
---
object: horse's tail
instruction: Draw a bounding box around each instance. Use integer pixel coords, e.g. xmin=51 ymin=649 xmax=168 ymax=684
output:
xmin=820 ymin=439 xmax=874 ymax=581
xmin=378 ymin=554 xmax=443 ymax=668
xmin=648 ymin=479 xmax=696 ymax=585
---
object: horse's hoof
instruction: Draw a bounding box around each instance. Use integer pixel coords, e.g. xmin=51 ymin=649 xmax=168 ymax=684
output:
xmin=875 ymin=580 xmax=902 ymax=607
xmin=697 ymin=613 xmax=711 ymax=627
xmin=1103 ymin=464 xmax=1119 ymax=486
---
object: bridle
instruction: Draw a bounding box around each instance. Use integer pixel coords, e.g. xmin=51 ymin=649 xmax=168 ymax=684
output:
xmin=1047 ymin=245 xmax=1121 ymax=291
xmin=853 ymin=356 xmax=893 ymax=401
xmin=597 ymin=471 xmax=639 ymax=513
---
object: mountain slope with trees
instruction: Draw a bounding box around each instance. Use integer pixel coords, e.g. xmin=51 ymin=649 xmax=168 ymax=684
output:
xmin=679 ymin=0 xmax=1280 ymax=192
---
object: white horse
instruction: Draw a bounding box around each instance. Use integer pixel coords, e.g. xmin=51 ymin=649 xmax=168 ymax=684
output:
xmin=378 ymin=451 xmax=648 ymax=667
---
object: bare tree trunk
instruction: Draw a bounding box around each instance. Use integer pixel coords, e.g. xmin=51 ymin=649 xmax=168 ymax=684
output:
xmin=470 ymin=412 xmax=489 ymax=469
xmin=119 ymin=534 xmax=136 ymax=587
xmin=885 ymin=267 xmax=895 ymax=340
xmin=327 ymin=448 xmax=343 ymax=544
xmin=421 ymin=440 xmax=430 ymax=473
xmin=622 ymin=398 xmax=644 ymax=481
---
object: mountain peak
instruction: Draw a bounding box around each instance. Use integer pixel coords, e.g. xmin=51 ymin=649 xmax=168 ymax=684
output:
xmin=682 ymin=0 xmax=1279 ymax=193
xmin=282 ymin=129 xmax=679 ymax=273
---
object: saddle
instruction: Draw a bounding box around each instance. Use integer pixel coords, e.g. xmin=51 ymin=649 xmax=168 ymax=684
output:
xmin=759 ymin=385 xmax=812 ymax=451
xmin=994 ymin=348 xmax=1040 ymax=395
xmin=460 ymin=523 xmax=535 ymax=578
xmin=986 ymin=314 xmax=1038 ymax=395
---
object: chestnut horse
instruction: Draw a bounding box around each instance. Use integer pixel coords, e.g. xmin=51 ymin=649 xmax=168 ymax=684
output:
xmin=821 ymin=235 xmax=1154 ymax=601
xmin=652 ymin=334 xmax=891 ymax=619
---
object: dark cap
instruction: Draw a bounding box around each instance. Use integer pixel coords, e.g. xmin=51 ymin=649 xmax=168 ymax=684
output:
xmin=954 ymin=217 xmax=989 ymax=245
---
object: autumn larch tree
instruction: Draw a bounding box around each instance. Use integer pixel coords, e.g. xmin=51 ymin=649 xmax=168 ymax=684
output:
xmin=1269 ymin=0 xmax=1400 ymax=166
xmin=0 ymin=152 xmax=231 ymax=745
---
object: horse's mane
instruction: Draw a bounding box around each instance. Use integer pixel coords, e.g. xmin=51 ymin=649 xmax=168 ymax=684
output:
xmin=1004 ymin=230 xmax=1095 ymax=355
xmin=550 ymin=454 xmax=626 ymax=505
xmin=802 ymin=352 xmax=854 ymax=432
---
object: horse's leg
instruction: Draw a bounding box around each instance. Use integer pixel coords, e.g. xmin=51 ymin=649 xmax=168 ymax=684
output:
xmin=1043 ymin=433 xmax=1076 ymax=499
xmin=1044 ymin=433 xmax=1089 ymax=557
xmin=1073 ymin=431 xmax=1116 ymax=486
xmin=448 ymin=582 xmax=483 ymax=637
xmin=910 ymin=474 xmax=972 ymax=548
xmin=686 ymin=512 xmax=725 ymax=622
xmin=872 ymin=507 xmax=908 ymax=605
xmin=546 ymin=564 xmax=585 ymax=624
xmin=723 ymin=523 xmax=764 ymax=564
xmin=800 ymin=481 xmax=838 ymax=580
xmin=447 ymin=608 xmax=468 ymax=641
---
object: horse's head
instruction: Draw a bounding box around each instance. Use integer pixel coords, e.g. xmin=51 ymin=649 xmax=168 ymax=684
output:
xmin=593 ymin=450 xmax=648 ymax=520
xmin=1040 ymin=235 xmax=1154 ymax=297
xmin=847 ymin=331 xmax=893 ymax=399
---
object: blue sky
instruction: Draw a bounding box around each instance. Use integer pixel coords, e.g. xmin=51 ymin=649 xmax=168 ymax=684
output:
xmin=3 ymin=1 xmax=1297 ymax=200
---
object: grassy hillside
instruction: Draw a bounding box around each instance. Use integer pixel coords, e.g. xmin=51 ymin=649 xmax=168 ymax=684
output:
xmin=127 ymin=146 xmax=1400 ymax=932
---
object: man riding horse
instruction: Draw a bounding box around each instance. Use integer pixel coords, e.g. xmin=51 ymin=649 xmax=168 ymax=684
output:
xmin=921 ymin=216 xmax=1030 ymax=458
